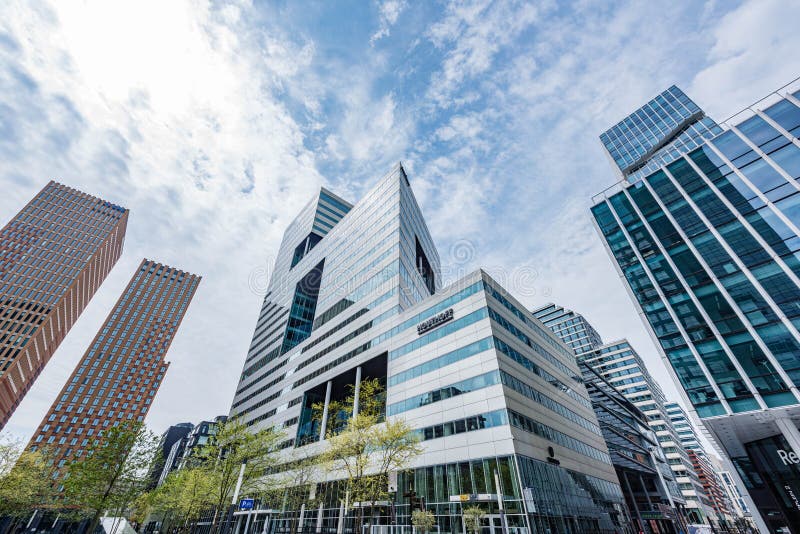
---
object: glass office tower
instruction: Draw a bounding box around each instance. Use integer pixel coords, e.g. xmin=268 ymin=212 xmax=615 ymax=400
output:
xmin=583 ymin=341 xmax=714 ymax=525
xmin=591 ymin=81 xmax=800 ymax=533
xmin=0 ymin=181 xmax=128 ymax=428
xmin=582 ymin=362 xmax=686 ymax=533
xmin=231 ymin=165 xmax=629 ymax=533
xmin=28 ymin=259 xmax=201 ymax=483
xmin=532 ymin=303 xmax=688 ymax=532
xmin=666 ymin=402 xmax=743 ymax=530
xmin=600 ymin=85 xmax=723 ymax=184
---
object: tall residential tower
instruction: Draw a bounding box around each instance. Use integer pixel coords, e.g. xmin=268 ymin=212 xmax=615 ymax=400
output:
xmin=0 ymin=182 xmax=128 ymax=428
xmin=28 ymin=259 xmax=200 ymax=479
xmin=591 ymin=80 xmax=800 ymax=532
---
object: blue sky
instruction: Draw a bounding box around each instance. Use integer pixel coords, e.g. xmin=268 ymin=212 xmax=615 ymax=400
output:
xmin=1 ymin=0 xmax=799 ymax=441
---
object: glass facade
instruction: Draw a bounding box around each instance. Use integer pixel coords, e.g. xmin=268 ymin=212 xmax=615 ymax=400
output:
xmin=593 ymin=82 xmax=800 ymax=533
xmin=600 ymin=85 xmax=723 ymax=182
xmin=272 ymin=454 xmax=626 ymax=534
xmin=230 ymin=164 xmax=628 ymax=533
xmin=532 ymin=303 xmax=604 ymax=357
xmin=665 ymin=402 xmax=702 ymax=451
xmin=592 ymin=90 xmax=800 ymax=419
xmin=582 ymin=363 xmax=685 ymax=533
xmin=583 ymin=341 xmax=713 ymax=523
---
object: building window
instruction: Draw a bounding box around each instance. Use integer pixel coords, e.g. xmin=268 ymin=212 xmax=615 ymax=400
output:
xmin=415 ymin=237 xmax=435 ymax=295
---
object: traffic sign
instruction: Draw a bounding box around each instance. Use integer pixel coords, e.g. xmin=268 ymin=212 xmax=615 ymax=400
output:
xmin=239 ymin=498 xmax=254 ymax=511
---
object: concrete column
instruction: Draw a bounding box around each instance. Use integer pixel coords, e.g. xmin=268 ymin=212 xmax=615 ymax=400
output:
xmin=298 ymin=504 xmax=306 ymax=533
xmin=638 ymin=473 xmax=654 ymax=508
xmin=336 ymin=500 xmax=346 ymax=534
xmin=776 ymin=416 xmax=800 ymax=456
xmin=353 ymin=366 xmax=362 ymax=418
xmin=316 ymin=503 xmax=324 ymax=533
xmin=621 ymin=471 xmax=645 ymax=534
xmin=319 ymin=380 xmax=332 ymax=442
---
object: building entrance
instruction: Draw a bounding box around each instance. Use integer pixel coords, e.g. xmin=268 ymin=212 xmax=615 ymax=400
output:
xmin=480 ymin=514 xmax=504 ymax=534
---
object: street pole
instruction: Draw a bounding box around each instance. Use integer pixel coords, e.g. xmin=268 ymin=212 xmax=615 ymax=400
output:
xmin=243 ymin=510 xmax=253 ymax=534
xmin=232 ymin=462 xmax=247 ymax=504
xmin=494 ymin=470 xmax=509 ymax=534
xmin=226 ymin=462 xmax=248 ymax=534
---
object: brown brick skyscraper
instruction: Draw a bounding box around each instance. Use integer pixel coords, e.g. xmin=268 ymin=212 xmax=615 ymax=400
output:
xmin=0 ymin=181 xmax=128 ymax=428
xmin=28 ymin=259 xmax=200 ymax=476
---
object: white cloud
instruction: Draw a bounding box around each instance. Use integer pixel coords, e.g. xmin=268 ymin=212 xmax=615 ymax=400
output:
xmin=434 ymin=113 xmax=484 ymax=142
xmin=370 ymin=0 xmax=406 ymax=45
xmin=2 ymin=0 xmax=798 ymax=447
xmin=0 ymin=0 xmax=324 ymax=439
xmin=689 ymin=0 xmax=800 ymax=119
xmin=426 ymin=0 xmax=548 ymax=107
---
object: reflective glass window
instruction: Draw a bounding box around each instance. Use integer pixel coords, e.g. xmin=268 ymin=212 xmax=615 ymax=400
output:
xmin=763 ymin=99 xmax=800 ymax=136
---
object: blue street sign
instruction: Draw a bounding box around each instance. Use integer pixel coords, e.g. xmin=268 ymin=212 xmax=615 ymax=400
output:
xmin=239 ymin=498 xmax=254 ymax=511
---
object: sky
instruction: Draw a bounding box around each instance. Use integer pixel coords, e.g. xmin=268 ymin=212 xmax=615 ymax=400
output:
xmin=1 ymin=0 xmax=800 ymax=442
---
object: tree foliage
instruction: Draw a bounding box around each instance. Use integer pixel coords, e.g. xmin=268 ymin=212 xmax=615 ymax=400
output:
xmin=0 ymin=437 xmax=57 ymax=518
xmin=63 ymin=421 xmax=159 ymax=534
xmin=147 ymin=467 xmax=217 ymax=532
xmin=411 ymin=509 xmax=436 ymax=534
xmin=191 ymin=417 xmax=283 ymax=528
xmin=260 ymin=449 xmax=321 ymax=534
xmin=462 ymin=506 xmax=485 ymax=534
xmin=316 ymin=379 xmax=421 ymax=531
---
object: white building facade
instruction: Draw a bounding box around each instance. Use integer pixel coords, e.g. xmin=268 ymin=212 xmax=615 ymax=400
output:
xmin=230 ymin=166 xmax=629 ymax=533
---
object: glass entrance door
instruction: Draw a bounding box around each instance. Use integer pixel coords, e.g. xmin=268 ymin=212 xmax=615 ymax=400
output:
xmin=482 ymin=515 xmax=503 ymax=534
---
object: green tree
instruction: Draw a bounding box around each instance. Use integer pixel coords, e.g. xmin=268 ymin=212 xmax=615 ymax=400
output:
xmin=317 ymin=379 xmax=421 ymax=533
xmin=462 ymin=506 xmax=484 ymax=534
xmin=262 ymin=450 xmax=321 ymax=534
xmin=148 ymin=467 xmax=217 ymax=533
xmin=412 ymin=509 xmax=436 ymax=534
xmin=63 ymin=421 xmax=159 ymax=534
xmin=0 ymin=437 xmax=57 ymax=530
xmin=192 ymin=417 xmax=283 ymax=531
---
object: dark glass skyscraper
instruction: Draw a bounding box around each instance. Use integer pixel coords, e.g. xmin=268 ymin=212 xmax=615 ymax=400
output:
xmin=146 ymin=422 xmax=194 ymax=490
xmin=0 ymin=181 xmax=128 ymax=428
xmin=28 ymin=259 xmax=200 ymax=480
xmin=592 ymin=81 xmax=800 ymax=533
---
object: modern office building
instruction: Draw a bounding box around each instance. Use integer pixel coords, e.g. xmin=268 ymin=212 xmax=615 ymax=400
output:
xmin=533 ymin=303 xmax=689 ymax=530
xmin=532 ymin=303 xmax=603 ymax=357
xmin=27 ymin=259 xmax=201 ymax=481
xmin=665 ymin=402 xmax=702 ymax=452
xmin=717 ymin=467 xmax=752 ymax=523
xmin=230 ymin=165 xmax=629 ymax=533
xmin=175 ymin=415 xmax=227 ymax=470
xmin=583 ymin=341 xmax=715 ymax=525
xmin=0 ymin=181 xmax=128 ymax=428
xmin=146 ymin=422 xmax=194 ymax=489
xmin=667 ymin=402 xmax=753 ymax=532
xmin=591 ymin=80 xmax=800 ymax=532
xmin=688 ymin=449 xmax=735 ymax=531
xmin=600 ymin=85 xmax=723 ymax=184
xmin=582 ymin=362 xmax=686 ymax=533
